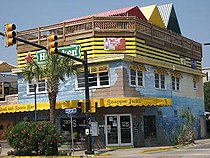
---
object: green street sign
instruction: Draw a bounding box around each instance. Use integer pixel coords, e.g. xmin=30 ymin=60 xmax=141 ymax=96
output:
xmin=36 ymin=45 xmax=81 ymax=64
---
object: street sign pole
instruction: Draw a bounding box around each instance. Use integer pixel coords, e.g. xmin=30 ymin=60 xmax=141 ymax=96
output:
xmin=65 ymin=108 xmax=77 ymax=155
xmin=70 ymin=114 xmax=74 ymax=155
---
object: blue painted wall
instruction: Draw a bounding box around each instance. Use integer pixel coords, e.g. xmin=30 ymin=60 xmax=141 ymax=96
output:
xmin=17 ymin=60 xmax=205 ymax=144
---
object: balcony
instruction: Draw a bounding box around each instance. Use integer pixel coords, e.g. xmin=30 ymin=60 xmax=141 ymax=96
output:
xmin=16 ymin=16 xmax=202 ymax=60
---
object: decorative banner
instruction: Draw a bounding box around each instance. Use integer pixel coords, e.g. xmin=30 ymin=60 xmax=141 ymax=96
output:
xmin=104 ymin=37 xmax=126 ymax=50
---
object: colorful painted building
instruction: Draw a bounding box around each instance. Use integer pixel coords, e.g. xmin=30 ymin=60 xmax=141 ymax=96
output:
xmin=0 ymin=4 xmax=206 ymax=147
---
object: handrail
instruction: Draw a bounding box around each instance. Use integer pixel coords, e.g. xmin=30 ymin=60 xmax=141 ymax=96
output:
xmin=17 ymin=16 xmax=201 ymax=55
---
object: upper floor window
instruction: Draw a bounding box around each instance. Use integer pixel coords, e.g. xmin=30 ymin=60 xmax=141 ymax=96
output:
xmin=77 ymin=65 xmax=109 ymax=89
xmin=171 ymin=72 xmax=182 ymax=91
xmin=130 ymin=69 xmax=144 ymax=87
xmin=172 ymin=76 xmax=180 ymax=91
xmin=193 ymin=77 xmax=199 ymax=90
xmin=27 ymin=79 xmax=47 ymax=94
xmin=155 ymin=74 xmax=165 ymax=89
xmin=193 ymin=80 xmax=197 ymax=89
xmin=129 ymin=64 xmax=146 ymax=87
xmin=154 ymin=68 xmax=168 ymax=90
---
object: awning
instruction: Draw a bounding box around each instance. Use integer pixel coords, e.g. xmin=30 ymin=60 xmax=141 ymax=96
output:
xmin=98 ymin=97 xmax=172 ymax=107
xmin=0 ymin=100 xmax=79 ymax=114
xmin=0 ymin=97 xmax=172 ymax=114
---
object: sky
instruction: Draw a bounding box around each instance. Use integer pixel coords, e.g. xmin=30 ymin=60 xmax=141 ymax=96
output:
xmin=0 ymin=0 xmax=210 ymax=68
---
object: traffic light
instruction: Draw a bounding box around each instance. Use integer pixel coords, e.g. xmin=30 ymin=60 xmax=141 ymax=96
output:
xmin=77 ymin=102 xmax=86 ymax=113
xmin=48 ymin=34 xmax=58 ymax=55
xmin=5 ymin=23 xmax=16 ymax=47
xmin=90 ymin=101 xmax=97 ymax=113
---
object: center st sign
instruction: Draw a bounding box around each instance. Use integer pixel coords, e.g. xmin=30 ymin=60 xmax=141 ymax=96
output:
xmin=36 ymin=45 xmax=81 ymax=64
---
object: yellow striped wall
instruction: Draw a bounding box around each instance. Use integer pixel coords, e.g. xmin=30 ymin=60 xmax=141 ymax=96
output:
xmin=17 ymin=37 xmax=202 ymax=71
xmin=76 ymin=37 xmax=202 ymax=70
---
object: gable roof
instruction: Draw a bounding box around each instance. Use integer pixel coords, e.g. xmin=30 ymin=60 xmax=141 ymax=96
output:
xmin=65 ymin=6 xmax=147 ymax=23
xmin=0 ymin=60 xmax=16 ymax=72
xmin=158 ymin=3 xmax=181 ymax=35
xmin=140 ymin=4 xmax=165 ymax=29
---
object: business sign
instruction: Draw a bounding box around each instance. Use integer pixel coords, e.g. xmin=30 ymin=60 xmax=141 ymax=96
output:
xmin=36 ymin=45 xmax=81 ymax=64
xmin=104 ymin=37 xmax=126 ymax=50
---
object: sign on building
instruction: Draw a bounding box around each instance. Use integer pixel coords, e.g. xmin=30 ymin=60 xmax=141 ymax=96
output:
xmin=36 ymin=45 xmax=81 ymax=64
xmin=104 ymin=37 xmax=126 ymax=50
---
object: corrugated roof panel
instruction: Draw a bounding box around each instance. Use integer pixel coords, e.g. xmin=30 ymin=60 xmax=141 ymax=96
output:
xmin=65 ymin=6 xmax=147 ymax=23
xmin=140 ymin=4 xmax=165 ymax=29
xmin=158 ymin=3 xmax=181 ymax=35
xmin=140 ymin=5 xmax=156 ymax=20
xmin=158 ymin=3 xmax=172 ymax=27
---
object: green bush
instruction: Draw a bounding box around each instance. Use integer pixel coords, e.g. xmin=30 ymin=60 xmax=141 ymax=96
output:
xmin=5 ymin=121 xmax=64 ymax=156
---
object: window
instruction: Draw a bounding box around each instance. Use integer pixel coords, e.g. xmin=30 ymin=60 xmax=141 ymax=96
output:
xmin=172 ymin=76 xmax=180 ymax=91
xmin=155 ymin=73 xmax=165 ymax=89
xmin=77 ymin=71 xmax=109 ymax=89
xmin=193 ymin=80 xmax=197 ymax=89
xmin=28 ymin=79 xmax=47 ymax=94
xmin=130 ymin=69 xmax=144 ymax=87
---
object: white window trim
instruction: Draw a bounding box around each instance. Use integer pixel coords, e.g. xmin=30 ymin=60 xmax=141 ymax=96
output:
xmin=154 ymin=73 xmax=166 ymax=90
xmin=193 ymin=80 xmax=197 ymax=90
xmin=76 ymin=71 xmax=110 ymax=90
xmin=27 ymin=80 xmax=47 ymax=95
xmin=129 ymin=69 xmax=144 ymax=87
xmin=172 ymin=76 xmax=181 ymax=92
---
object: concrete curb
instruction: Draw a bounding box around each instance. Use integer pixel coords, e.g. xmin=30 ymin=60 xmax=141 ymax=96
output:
xmin=140 ymin=146 xmax=176 ymax=153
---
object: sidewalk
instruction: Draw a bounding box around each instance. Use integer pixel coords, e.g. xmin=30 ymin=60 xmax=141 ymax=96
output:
xmin=1 ymin=138 xmax=210 ymax=157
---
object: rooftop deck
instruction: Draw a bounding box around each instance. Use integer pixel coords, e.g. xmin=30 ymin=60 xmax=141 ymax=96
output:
xmin=16 ymin=16 xmax=202 ymax=60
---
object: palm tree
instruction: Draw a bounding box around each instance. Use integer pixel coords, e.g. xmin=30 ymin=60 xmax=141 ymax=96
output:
xmin=23 ymin=53 xmax=75 ymax=124
xmin=183 ymin=110 xmax=195 ymax=144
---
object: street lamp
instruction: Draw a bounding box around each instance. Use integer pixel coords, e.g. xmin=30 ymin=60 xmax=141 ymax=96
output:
xmin=32 ymin=78 xmax=38 ymax=122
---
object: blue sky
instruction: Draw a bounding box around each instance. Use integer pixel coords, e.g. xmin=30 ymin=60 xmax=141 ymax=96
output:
xmin=0 ymin=0 xmax=210 ymax=67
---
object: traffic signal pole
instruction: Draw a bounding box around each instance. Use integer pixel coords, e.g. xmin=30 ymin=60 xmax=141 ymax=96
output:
xmin=57 ymin=50 xmax=94 ymax=155
xmin=0 ymin=29 xmax=94 ymax=155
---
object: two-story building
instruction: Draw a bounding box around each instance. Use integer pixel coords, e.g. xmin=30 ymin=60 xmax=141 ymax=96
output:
xmin=0 ymin=4 xmax=206 ymax=147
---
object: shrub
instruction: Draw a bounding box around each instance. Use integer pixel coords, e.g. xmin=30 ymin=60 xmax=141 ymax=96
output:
xmin=5 ymin=121 xmax=64 ymax=156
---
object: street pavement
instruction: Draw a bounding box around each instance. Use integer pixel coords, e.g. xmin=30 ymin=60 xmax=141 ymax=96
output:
xmin=1 ymin=138 xmax=210 ymax=157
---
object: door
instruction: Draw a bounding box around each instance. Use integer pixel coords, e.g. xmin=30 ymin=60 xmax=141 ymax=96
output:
xmin=144 ymin=115 xmax=156 ymax=139
xmin=105 ymin=114 xmax=133 ymax=146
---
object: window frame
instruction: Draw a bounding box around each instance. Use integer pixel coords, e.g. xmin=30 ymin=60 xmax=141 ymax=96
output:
xmin=27 ymin=79 xmax=47 ymax=95
xmin=154 ymin=73 xmax=166 ymax=90
xmin=76 ymin=71 xmax=110 ymax=89
xmin=130 ymin=69 xmax=144 ymax=87
xmin=193 ymin=80 xmax=197 ymax=90
xmin=172 ymin=76 xmax=180 ymax=91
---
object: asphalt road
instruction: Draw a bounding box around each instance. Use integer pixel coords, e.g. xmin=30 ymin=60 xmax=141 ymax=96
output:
xmin=1 ymin=140 xmax=210 ymax=157
xmin=138 ymin=143 xmax=210 ymax=158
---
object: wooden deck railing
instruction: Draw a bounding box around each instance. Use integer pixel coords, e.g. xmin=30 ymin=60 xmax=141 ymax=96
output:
xmin=17 ymin=16 xmax=202 ymax=58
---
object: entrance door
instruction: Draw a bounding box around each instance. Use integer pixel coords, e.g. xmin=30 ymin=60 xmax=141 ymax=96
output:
xmin=105 ymin=114 xmax=133 ymax=146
